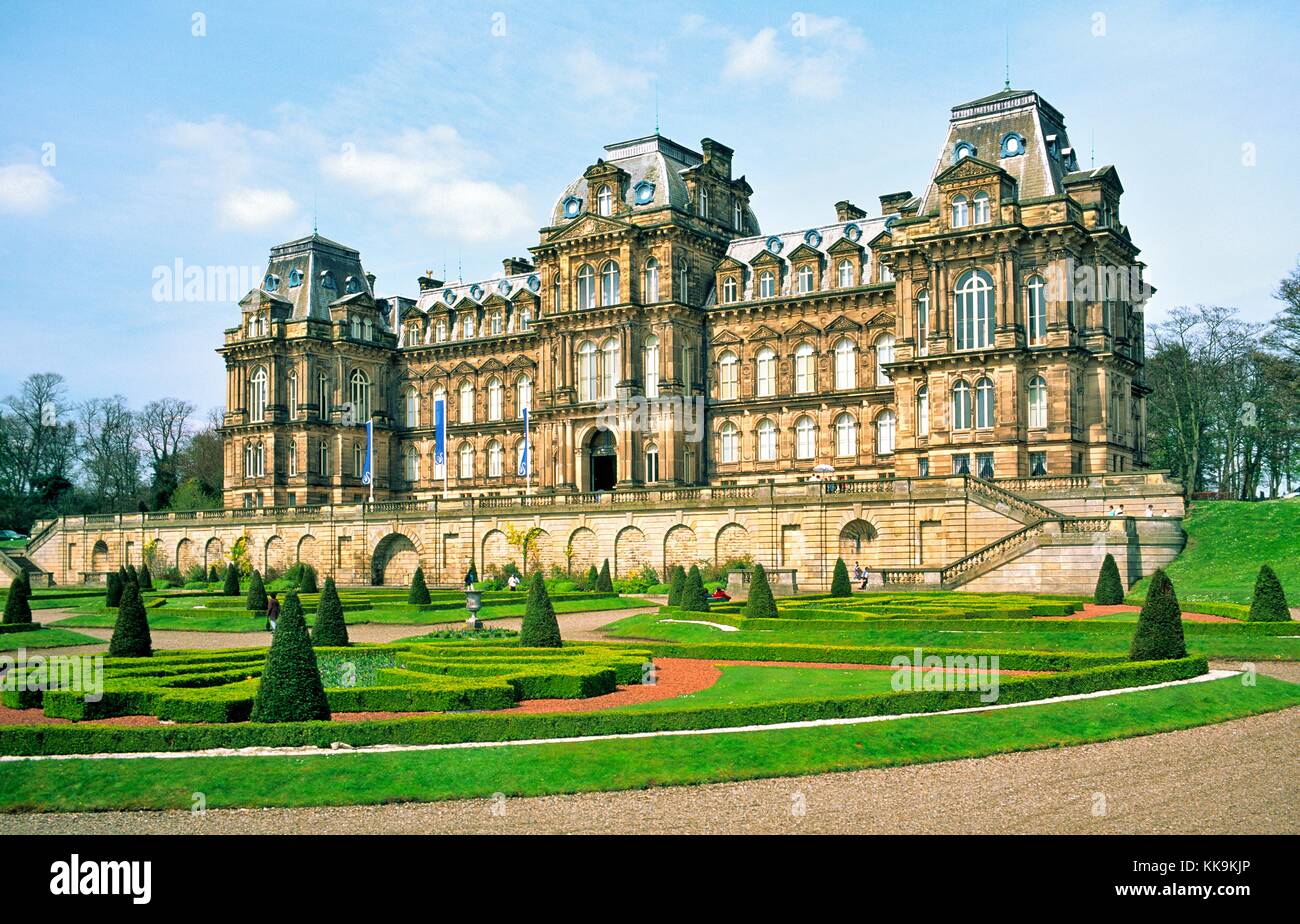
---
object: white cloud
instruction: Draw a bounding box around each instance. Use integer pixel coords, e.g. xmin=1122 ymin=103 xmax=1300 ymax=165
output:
xmin=0 ymin=163 xmax=62 ymax=214
xmin=724 ymin=28 xmax=785 ymax=82
xmin=719 ymin=16 xmax=869 ymax=99
xmin=219 ymin=187 xmax=298 ymax=229
xmin=565 ymin=49 xmax=653 ymax=100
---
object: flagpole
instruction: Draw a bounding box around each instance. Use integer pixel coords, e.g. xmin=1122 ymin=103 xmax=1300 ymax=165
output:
xmin=367 ymin=419 xmax=374 ymax=505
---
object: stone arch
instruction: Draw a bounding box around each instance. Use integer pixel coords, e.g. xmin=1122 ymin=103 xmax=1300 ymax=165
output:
xmin=614 ymin=525 xmax=649 ymax=578
xmin=715 ymin=522 xmax=750 ymax=565
xmin=204 ymin=537 xmax=224 ymax=572
xmin=91 ymin=540 xmax=110 ymax=572
xmin=838 ymin=518 xmax=878 ymax=562
xmin=530 ymin=528 xmax=554 ymax=574
xmin=297 ymin=534 xmax=321 ymax=571
xmin=481 ymin=529 xmax=509 ymax=571
xmin=663 ymin=524 xmax=698 ymax=571
xmin=175 ymin=538 xmax=195 ymax=574
xmin=567 ymin=527 xmax=598 ymax=574
xmin=264 ymin=535 xmax=287 ymax=576
xmin=372 ymin=531 xmax=423 ymax=586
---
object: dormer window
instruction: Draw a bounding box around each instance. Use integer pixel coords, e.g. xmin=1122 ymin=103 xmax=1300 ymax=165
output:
xmin=1000 ymin=132 xmax=1026 ymax=158
xmin=469 ymin=284 xmax=484 ymax=300
xmin=837 ymin=260 xmax=854 ymax=288
xmin=765 ymin=236 xmax=783 ymax=254
xmin=634 ymin=181 xmax=655 ymax=205
xmin=722 ymin=275 xmax=738 ymax=304
xmin=804 ymin=229 xmax=823 ymax=248
xmin=758 ymin=270 xmax=775 ymax=299
xmin=264 ymin=273 xmax=280 ymax=292
xmin=562 ymin=195 xmax=582 ymax=218
xmin=953 ymin=141 xmax=977 ymax=163
xmin=497 ymin=279 xmax=511 ymax=295
xmin=288 ymin=268 xmax=303 ymax=287
xmin=320 ymin=270 xmax=336 ymax=290
xmin=596 ymin=184 xmax=612 ymax=217
xmin=1045 ymin=134 xmax=1060 ymax=160
xmin=345 ymin=275 xmax=362 ymax=294
xmin=462 ymin=314 xmax=475 ymax=338
xmin=973 ymin=190 xmax=991 ymax=225
xmin=843 ymin=222 xmax=862 ymax=242
xmin=951 ymin=194 xmax=970 ymax=228
xmin=796 ymin=265 xmax=814 ymax=294
xmin=435 ymin=319 xmax=447 ymax=342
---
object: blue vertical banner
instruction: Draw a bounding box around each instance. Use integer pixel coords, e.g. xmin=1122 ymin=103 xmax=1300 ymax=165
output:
xmin=362 ymin=419 xmax=373 ymax=485
xmin=434 ymin=396 xmax=446 ymax=467
xmin=517 ymin=407 xmax=530 ymax=477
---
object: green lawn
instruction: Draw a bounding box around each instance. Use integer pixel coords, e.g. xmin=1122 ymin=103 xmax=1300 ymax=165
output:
xmin=1129 ymin=499 xmax=1300 ymax=605
xmin=2 ymin=674 xmax=1294 ymax=814
xmin=0 ymin=628 xmax=102 ymax=651
xmin=609 ymin=663 xmax=922 ymax=712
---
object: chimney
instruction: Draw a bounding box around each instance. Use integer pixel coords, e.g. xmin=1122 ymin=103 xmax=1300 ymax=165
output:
xmin=502 ymin=257 xmax=535 ymax=276
xmin=365 ymin=272 xmax=376 ymax=290
xmin=879 ymin=191 xmax=914 ymax=216
xmin=835 ymin=200 xmax=867 ymax=222
xmin=700 ymin=138 xmax=734 ymax=179
xmin=417 ymin=271 xmax=445 ymax=292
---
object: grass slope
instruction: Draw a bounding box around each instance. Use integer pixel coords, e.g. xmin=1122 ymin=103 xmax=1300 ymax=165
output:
xmin=1 ymin=675 xmax=1294 ymax=813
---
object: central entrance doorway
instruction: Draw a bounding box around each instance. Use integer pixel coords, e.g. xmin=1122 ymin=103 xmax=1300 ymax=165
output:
xmin=589 ymin=428 xmax=617 ymax=491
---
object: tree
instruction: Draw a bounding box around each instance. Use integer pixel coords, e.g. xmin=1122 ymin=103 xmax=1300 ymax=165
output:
xmin=1248 ymin=564 xmax=1291 ymax=622
xmin=251 ymin=591 xmax=331 ymax=722
xmin=297 ymin=563 xmax=318 ymax=594
xmin=830 ymin=557 xmax=852 ymax=597
xmin=1267 ymin=262 xmax=1300 ymax=363
xmin=504 ymin=524 xmax=544 ymax=575
xmin=519 ymin=572 xmax=562 ymax=647
xmin=1094 ymin=553 xmax=1125 ymax=605
xmin=408 ymin=566 xmax=431 ymax=605
xmin=138 ymin=398 xmax=194 ymax=510
xmin=667 ymin=565 xmax=686 ymax=606
xmin=222 ymin=562 xmax=241 ymax=596
xmin=2 ymin=572 xmax=32 ymax=625
xmin=246 ymin=570 xmax=267 ymax=611
xmin=1129 ymin=569 xmax=1187 ymax=661
xmin=108 ymin=580 xmax=152 ymax=657
xmin=0 ymin=373 xmax=78 ymax=533
xmin=76 ymin=396 xmax=142 ymax=510
xmin=138 ymin=562 xmax=153 ymax=592
xmin=597 ymin=559 xmax=614 ymax=593
xmin=105 ymin=570 xmax=123 ymax=607
xmin=681 ymin=565 xmax=710 ymax=612
xmin=744 ymin=562 xmax=778 ymax=619
xmin=312 ymin=577 xmax=349 ymax=646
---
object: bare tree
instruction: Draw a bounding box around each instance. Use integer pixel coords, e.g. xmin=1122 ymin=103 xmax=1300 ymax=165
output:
xmin=77 ymin=396 xmax=141 ymax=509
xmin=138 ymin=397 xmax=194 ymax=467
xmin=0 ymin=373 xmax=78 ymax=527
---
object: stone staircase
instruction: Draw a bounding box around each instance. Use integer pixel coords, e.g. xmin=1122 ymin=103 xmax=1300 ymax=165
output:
xmin=0 ymin=548 xmax=53 ymax=589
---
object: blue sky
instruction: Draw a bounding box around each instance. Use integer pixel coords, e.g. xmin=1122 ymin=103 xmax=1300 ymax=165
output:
xmin=2 ymin=0 xmax=1297 ymax=411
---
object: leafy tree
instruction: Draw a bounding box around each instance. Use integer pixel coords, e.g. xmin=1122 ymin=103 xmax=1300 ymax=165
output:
xmin=246 ymin=569 xmax=267 ymax=611
xmin=667 ymin=565 xmax=686 ymax=606
xmin=597 ymin=559 xmax=614 ymax=593
xmin=2 ymin=572 xmax=33 ymax=625
xmin=222 ymin=563 xmax=241 ymax=596
xmin=408 ymin=566 xmax=431 ymax=605
xmin=681 ymin=565 xmax=710 ymax=612
xmin=1248 ymin=564 xmax=1291 ymax=621
xmin=108 ymin=580 xmax=152 ymax=657
xmin=1094 ymin=553 xmax=1125 ymax=605
xmin=312 ymin=577 xmax=349 ymax=646
xmin=505 ymin=524 xmax=545 ymax=575
xmin=830 ymin=557 xmax=852 ymax=597
xmin=519 ymin=572 xmax=562 ymax=647
xmin=1129 ymin=569 xmax=1187 ymax=661
xmin=251 ymin=591 xmax=331 ymax=722
xmin=745 ymin=562 xmax=778 ymax=619
xmin=297 ymin=563 xmax=318 ymax=594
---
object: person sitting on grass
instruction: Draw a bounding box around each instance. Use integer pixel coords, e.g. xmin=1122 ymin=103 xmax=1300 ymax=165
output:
xmin=710 ymin=587 xmax=731 ymax=601
xmin=266 ymin=592 xmax=280 ymax=632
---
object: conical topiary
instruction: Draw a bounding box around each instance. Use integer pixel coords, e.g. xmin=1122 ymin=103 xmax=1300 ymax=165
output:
xmin=208 ymin=564 xmax=219 ymax=583
xmin=312 ymin=577 xmax=349 ymax=647
xmin=222 ymin=563 xmax=241 ymax=596
xmin=3 ymin=572 xmax=33 ymax=625
xmin=830 ymin=557 xmax=852 ymax=597
xmin=681 ymin=565 xmax=710 ymax=613
xmin=138 ymin=563 xmax=153 ymax=591
xmin=108 ymin=580 xmax=152 ymax=657
xmin=1129 ymin=569 xmax=1186 ymax=661
xmin=251 ymin=591 xmax=331 ymax=722
xmin=745 ymin=562 xmax=778 ymax=619
xmin=584 ymin=565 xmax=600 ymax=591
xmin=408 ymin=566 xmax=431 ymax=605
xmin=246 ymin=569 xmax=267 ymax=611
xmin=667 ymin=565 xmax=686 ymax=606
xmin=597 ymin=559 xmax=614 ymax=593
xmin=1248 ymin=564 xmax=1290 ymax=622
xmin=105 ymin=570 xmax=123 ymax=607
xmin=297 ymin=563 xmax=318 ymax=594
xmin=1094 ymin=553 xmax=1125 ymax=605
xmin=519 ymin=572 xmax=562 ymax=647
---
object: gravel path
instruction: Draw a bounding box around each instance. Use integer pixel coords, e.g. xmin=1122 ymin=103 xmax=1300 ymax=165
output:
xmin=4 ymin=706 xmax=1293 ymax=834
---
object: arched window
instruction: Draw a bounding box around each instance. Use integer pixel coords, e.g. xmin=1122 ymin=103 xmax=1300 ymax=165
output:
xmin=796 ymin=264 xmax=814 ymax=294
xmin=834 ymin=338 xmax=856 ymax=390
xmin=459 ymin=380 xmax=474 ymax=423
xmin=318 ymin=440 xmax=330 ymax=476
xmin=404 ymin=386 xmax=419 ymax=428
xmin=600 ymin=260 xmax=620 ymax=306
xmin=757 ymin=418 xmax=777 ymax=461
xmin=795 ymin=415 xmax=816 ymax=460
xmin=318 ymin=372 xmax=331 ymax=420
xmin=596 ymin=184 xmax=612 ymax=217
xmin=722 ymin=275 xmax=738 ymax=304
xmin=756 ymin=346 xmax=776 ymax=397
xmin=404 ymin=447 xmax=419 ymax=482
xmin=876 ymin=410 xmax=896 ymax=455
xmin=714 ymin=349 xmax=739 ymax=400
xmin=575 ymin=263 xmax=595 ymax=310
xmin=248 ymin=367 xmax=267 ymax=422
xmin=952 ymin=379 xmax=972 ymax=429
xmin=644 ymin=442 xmax=659 ymax=482
xmin=462 ymin=313 xmax=475 ymax=339
xmin=241 ymin=442 xmax=252 ymax=477
xmin=352 ymin=442 xmax=363 ymax=477
xmin=350 ymin=314 xmax=362 ymax=339
xmin=875 ymin=333 xmax=895 ymax=386
xmin=973 ymin=190 xmax=991 ymax=224
xmin=643 ymin=335 xmax=659 ymax=399
xmin=794 ymin=342 xmax=815 ymax=394
xmin=720 ymin=421 xmax=739 ymax=463
xmin=255 ymin=441 xmax=265 ymax=476
xmin=435 ymin=319 xmax=447 ymax=342
xmin=915 ymin=289 xmax=930 ymax=356
xmin=916 ymin=385 xmax=930 ymax=437
xmin=835 ymin=412 xmax=857 ymax=457
xmin=758 ymin=270 xmax=775 ymax=299
xmin=577 ymin=340 xmax=598 ymax=402
xmin=487 ymin=377 xmax=503 ymax=421
xmin=516 ymin=374 xmax=532 ymax=417
xmin=644 ymin=258 xmax=660 ymax=303
xmin=600 ymin=337 xmax=619 ymax=399
xmin=288 ymin=369 xmax=299 ymax=419
xmin=517 ymin=305 xmax=532 ymax=331
xmin=487 ymin=440 xmax=503 ymax=478
xmin=490 ymin=312 xmax=503 ymax=335
xmin=975 ymin=376 xmax=995 ymax=429
xmin=699 ymin=186 xmax=710 ymax=218
xmin=1028 ymin=375 xmax=1048 ymax=429
xmin=677 ymin=260 xmax=690 ymax=302
xmin=838 ymin=259 xmax=854 ymax=288
xmin=349 ymin=369 xmax=371 ymax=421
xmin=458 ymin=442 xmax=474 ymax=480
xmin=552 ymin=274 xmax=562 ymax=312
xmin=954 ymin=269 xmax=995 ymax=350
xmin=951 ymin=194 xmax=969 ymax=228
xmin=1026 ymin=275 xmax=1047 ymax=344
xmin=733 ymin=199 xmax=743 ymax=230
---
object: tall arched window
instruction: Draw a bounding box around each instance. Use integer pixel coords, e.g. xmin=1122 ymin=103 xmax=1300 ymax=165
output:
xmin=972 ymin=190 xmax=991 ymax=225
xmin=575 ymin=263 xmax=595 ymax=310
xmin=876 ymin=410 xmax=896 ymax=455
xmin=733 ymin=199 xmax=743 ymax=230
xmin=644 ymin=442 xmax=659 ymax=482
xmin=718 ymin=350 xmax=739 ymax=400
xmin=1028 ymin=375 xmax=1048 ymax=429
xmin=796 ymin=264 xmax=814 ymax=294
xmin=318 ymin=440 xmax=329 ymax=476
xmin=757 ymin=418 xmax=778 ymax=461
xmin=838 ymin=259 xmax=854 ymax=288
xmin=951 ymin=194 xmax=969 ymax=228
xmin=462 ymin=313 xmax=475 ymax=338
xmin=952 ymin=379 xmax=972 ymax=429
xmin=1026 ymin=275 xmax=1047 ymax=344
xmin=795 ymin=415 xmax=816 ymax=460
xmin=644 ymin=258 xmax=659 ymax=303
xmin=596 ymin=184 xmax=612 ymax=216
xmin=577 ymin=340 xmax=598 ymax=402
xmin=404 ymin=386 xmax=419 ymax=428
xmin=643 ymin=335 xmax=659 ymax=399
xmin=487 ymin=440 xmax=503 ymax=477
xmin=758 ymin=270 xmax=775 ymax=299
xmin=916 ymin=385 xmax=930 ymax=437
xmin=677 ymin=260 xmax=690 ymax=302
xmin=975 ymin=376 xmax=995 ymax=429
xmin=720 ymin=421 xmax=739 ymax=463
xmin=835 ymin=412 xmax=857 ymax=457
xmin=915 ymin=289 xmax=930 ymax=356
xmin=756 ymin=347 xmax=776 ymax=397
xmin=349 ymin=369 xmax=370 ymax=421
xmin=487 ymin=377 xmax=503 ymax=421
xmin=600 ymin=337 xmax=619 ymax=399
xmin=288 ymin=369 xmax=299 ymax=419
xmin=458 ymin=442 xmax=474 ymax=480
xmin=600 ymin=260 xmax=620 ymax=306
xmin=552 ymin=274 xmax=562 ymax=313
xmin=318 ymin=372 xmax=331 ymax=420
xmin=698 ymin=186 xmax=710 ymax=218
xmin=954 ymin=269 xmax=995 ymax=350
xmin=875 ymin=333 xmax=895 ymax=386
xmin=248 ymin=367 xmax=268 ymax=422
xmin=794 ymin=342 xmax=816 ymax=394
xmin=404 ymin=447 xmax=419 ymax=482
xmin=352 ymin=442 xmax=363 ymax=477
xmin=435 ymin=319 xmax=447 ymax=342
xmin=516 ymin=374 xmax=532 ymax=417
xmin=459 ymin=380 xmax=474 ymax=423
xmin=834 ymin=338 xmax=856 ymax=390
xmin=722 ymin=275 xmax=738 ymax=303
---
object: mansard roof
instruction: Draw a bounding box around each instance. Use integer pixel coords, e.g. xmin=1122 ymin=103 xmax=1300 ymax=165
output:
xmin=255 ymin=233 xmax=377 ymax=323
xmin=414 ymin=270 xmax=543 ymax=315
xmin=715 ymin=214 xmax=890 ymax=302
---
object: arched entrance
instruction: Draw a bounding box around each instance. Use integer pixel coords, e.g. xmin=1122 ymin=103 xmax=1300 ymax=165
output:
xmin=372 ymin=532 xmax=421 ymax=586
xmin=588 ymin=428 xmax=617 ymax=491
xmin=839 ymin=519 xmax=879 ymax=563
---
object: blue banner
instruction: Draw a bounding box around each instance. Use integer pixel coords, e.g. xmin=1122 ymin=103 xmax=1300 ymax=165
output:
xmin=361 ymin=419 xmax=373 ymax=485
xmin=434 ymin=396 xmax=446 ymax=466
xmin=517 ymin=407 xmax=530 ymax=476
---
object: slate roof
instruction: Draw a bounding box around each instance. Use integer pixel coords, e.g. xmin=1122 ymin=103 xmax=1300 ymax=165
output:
xmin=259 ymin=233 xmax=378 ymax=322
xmin=413 ymin=270 xmax=543 ymax=315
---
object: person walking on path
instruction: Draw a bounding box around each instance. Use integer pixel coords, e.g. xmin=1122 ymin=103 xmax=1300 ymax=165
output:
xmin=266 ymin=592 xmax=281 ymax=632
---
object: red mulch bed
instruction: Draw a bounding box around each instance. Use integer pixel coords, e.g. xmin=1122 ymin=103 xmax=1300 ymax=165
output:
xmin=1040 ymin=603 xmax=1235 ymax=623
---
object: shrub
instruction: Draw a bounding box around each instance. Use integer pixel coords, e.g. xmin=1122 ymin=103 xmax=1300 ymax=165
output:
xmin=246 ymin=570 xmax=268 ymax=611
xmin=667 ymin=565 xmax=686 ymax=606
xmin=830 ymin=558 xmax=852 ymax=597
xmin=108 ymin=581 xmax=152 ymax=657
xmin=1094 ymin=553 xmax=1125 ymax=605
xmin=208 ymin=565 xmax=220 ymax=582
xmin=126 ymin=563 xmax=138 ymax=586
xmin=138 ymin=563 xmax=154 ymax=592
xmin=583 ymin=565 xmax=600 ymax=592
xmin=1247 ymin=564 xmax=1291 ymax=622
xmin=222 ymin=563 xmax=241 ymax=596
xmin=597 ymin=559 xmax=614 ymax=593
xmin=681 ymin=565 xmax=710 ymax=613
xmin=105 ymin=571 xmax=123 ymax=608
xmin=251 ymin=592 xmax=331 ymax=722
xmin=1129 ymin=569 xmax=1187 ymax=661
xmin=298 ymin=563 xmax=319 ymax=594
xmin=519 ymin=572 xmax=562 ymax=647
xmin=2 ymin=572 xmax=32 ymax=625
xmin=744 ymin=563 xmax=778 ymax=619
xmin=408 ymin=566 xmax=432 ymax=605
xmin=312 ymin=578 xmax=349 ymax=647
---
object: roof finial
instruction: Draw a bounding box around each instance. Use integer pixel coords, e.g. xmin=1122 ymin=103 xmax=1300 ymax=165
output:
xmin=654 ymin=80 xmax=660 ymax=135
xmin=1090 ymin=129 xmax=1096 ymax=168
xmin=1004 ymin=28 xmax=1010 ymax=90
xmin=312 ymin=192 xmax=318 ymax=235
